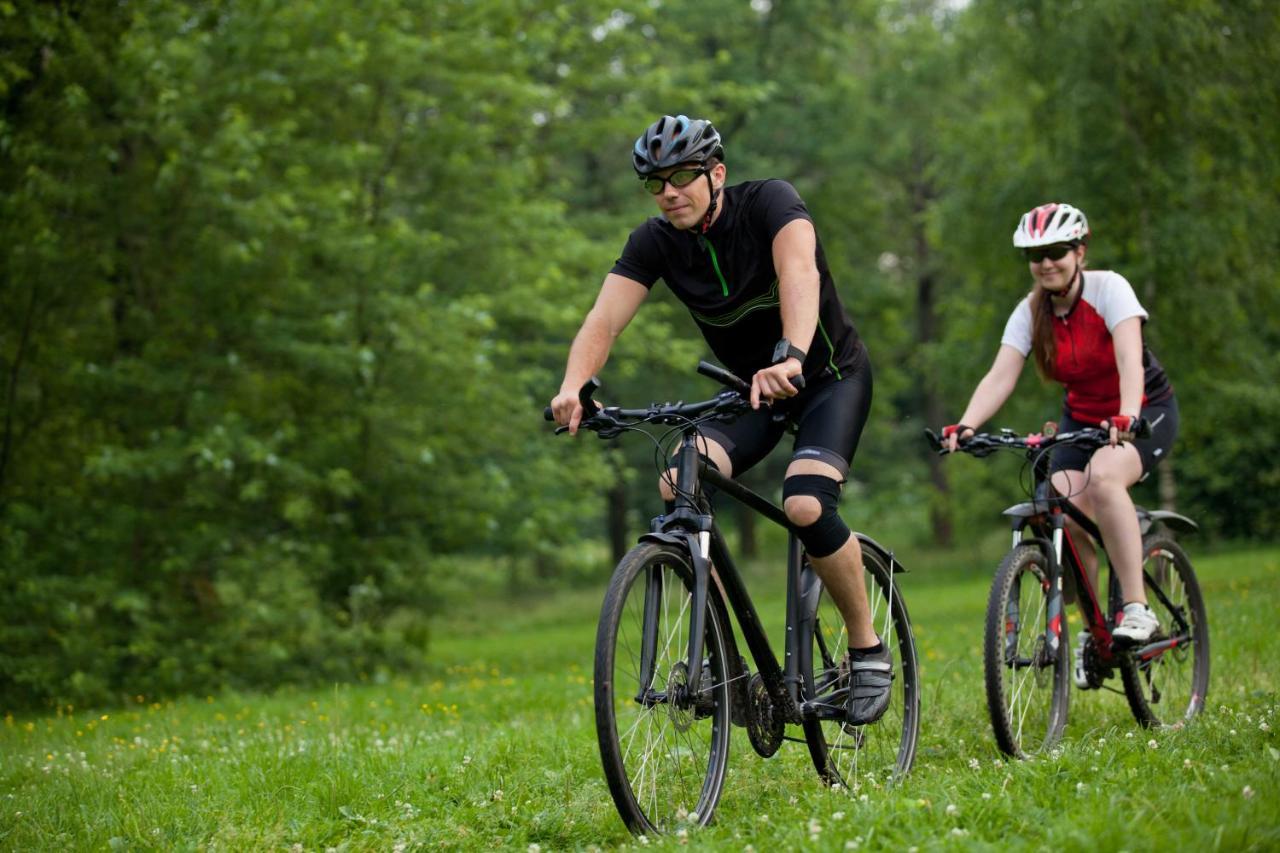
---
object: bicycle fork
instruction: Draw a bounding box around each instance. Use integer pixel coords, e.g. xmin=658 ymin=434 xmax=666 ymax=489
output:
xmin=1007 ymin=514 xmax=1066 ymax=665
xmin=635 ymin=433 xmax=716 ymax=709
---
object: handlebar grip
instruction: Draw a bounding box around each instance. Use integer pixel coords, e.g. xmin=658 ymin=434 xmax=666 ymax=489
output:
xmin=791 ymin=373 xmax=806 ymax=391
xmin=544 ymin=406 xmax=554 ymax=421
xmin=579 ymin=376 xmax=602 ymax=415
xmin=923 ymin=428 xmax=942 ymax=451
xmin=696 ymin=360 xmax=751 ymax=395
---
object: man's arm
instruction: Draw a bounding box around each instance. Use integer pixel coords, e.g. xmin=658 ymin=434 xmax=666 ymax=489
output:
xmin=751 ymin=218 xmax=819 ymax=408
xmin=551 ymin=274 xmax=650 ymax=434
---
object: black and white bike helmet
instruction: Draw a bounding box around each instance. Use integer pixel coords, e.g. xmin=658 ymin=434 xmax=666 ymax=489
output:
xmin=632 ymin=115 xmax=724 ymax=175
xmin=1013 ymin=203 xmax=1090 ymax=247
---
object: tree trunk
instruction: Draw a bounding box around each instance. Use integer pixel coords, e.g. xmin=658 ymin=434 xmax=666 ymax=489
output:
xmin=912 ymin=175 xmax=952 ymax=547
xmin=606 ymin=446 xmax=629 ymax=563
xmin=1158 ymin=457 xmax=1177 ymax=512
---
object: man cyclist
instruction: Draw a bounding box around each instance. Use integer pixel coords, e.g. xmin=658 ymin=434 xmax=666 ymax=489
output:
xmin=549 ymin=114 xmax=889 ymax=725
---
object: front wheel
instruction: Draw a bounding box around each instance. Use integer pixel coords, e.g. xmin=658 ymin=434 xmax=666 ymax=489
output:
xmin=802 ymin=544 xmax=920 ymax=791
xmin=984 ymin=544 xmax=1070 ymax=758
xmin=594 ymin=542 xmax=732 ymax=835
xmin=1120 ymin=533 xmax=1210 ymax=727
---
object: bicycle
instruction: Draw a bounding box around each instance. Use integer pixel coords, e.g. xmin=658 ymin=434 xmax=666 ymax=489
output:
xmin=925 ymin=425 xmax=1209 ymax=758
xmin=546 ymin=362 xmax=920 ymax=835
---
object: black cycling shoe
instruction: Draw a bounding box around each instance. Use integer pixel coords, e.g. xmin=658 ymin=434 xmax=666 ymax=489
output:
xmin=845 ymin=642 xmax=894 ymax=726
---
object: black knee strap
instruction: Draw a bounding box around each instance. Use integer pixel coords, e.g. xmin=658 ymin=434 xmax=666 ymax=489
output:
xmin=782 ymin=475 xmax=850 ymax=558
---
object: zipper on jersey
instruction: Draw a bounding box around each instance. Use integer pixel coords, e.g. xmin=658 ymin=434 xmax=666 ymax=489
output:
xmin=697 ymin=234 xmax=730 ymax=297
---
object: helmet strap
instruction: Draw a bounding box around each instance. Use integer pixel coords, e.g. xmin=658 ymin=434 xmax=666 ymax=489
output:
xmin=701 ymin=172 xmax=720 ymax=234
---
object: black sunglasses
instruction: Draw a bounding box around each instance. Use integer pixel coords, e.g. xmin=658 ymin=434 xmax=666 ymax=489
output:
xmin=1023 ymin=244 xmax=1075 ymax=263
xmin=642 ymin=167 xmax=709 ymax=195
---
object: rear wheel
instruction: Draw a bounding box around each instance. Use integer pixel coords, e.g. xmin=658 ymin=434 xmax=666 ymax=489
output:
xmin=984 ymin=544 xmax=1070 ymax=757
xmin=594 ymin=542 xmax=732 ymax=835
xmin=1120 ymin=533 xmax=1210 ymax=727
xmin=802 ymin=544 xmax=919 ymax=791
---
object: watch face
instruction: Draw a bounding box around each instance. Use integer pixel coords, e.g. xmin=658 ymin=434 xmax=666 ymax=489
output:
xmin=773 ymin=340 xmax=789 ymax=362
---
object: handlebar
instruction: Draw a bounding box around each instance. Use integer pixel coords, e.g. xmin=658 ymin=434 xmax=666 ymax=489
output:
xmin=543 ymin=360 xmax=798 ymax=437
xmin=923 ymin=419 xmax=1151 ymax=459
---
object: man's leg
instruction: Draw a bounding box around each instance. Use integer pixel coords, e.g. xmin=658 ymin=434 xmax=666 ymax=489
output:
xmin=657 ymin=434 xmax=733 ymax=503
xmin=782 ymin=459 xmax=874 ymax=646
xmin=783 ymin=458 xmax=891 ymax=725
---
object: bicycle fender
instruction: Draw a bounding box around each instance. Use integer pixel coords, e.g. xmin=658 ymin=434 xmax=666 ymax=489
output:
xmin=639 ymin=531 xmax=689 ymax=549
xmin=855 ymin=532 xmax=907 ymax=574
xmin=1139 ymin=509 xmax=1198 ymax=535
xmin=1001 ymin=500 xmax=1054 ymax=519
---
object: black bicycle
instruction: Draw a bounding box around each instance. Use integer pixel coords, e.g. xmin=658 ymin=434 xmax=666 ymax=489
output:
xmin=926 ymin=425 xmax=1209 ymax=758
xmin=547 ymin=362 xmax=920 ymax=835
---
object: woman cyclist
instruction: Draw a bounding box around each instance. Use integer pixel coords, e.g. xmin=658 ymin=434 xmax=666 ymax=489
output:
xmin=942 ymin=202 xmax=1179 ymax=687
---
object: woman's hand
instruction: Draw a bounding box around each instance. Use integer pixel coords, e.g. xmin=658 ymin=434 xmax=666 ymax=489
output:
xmin=941 ymin=423 xmax=974 ymax=453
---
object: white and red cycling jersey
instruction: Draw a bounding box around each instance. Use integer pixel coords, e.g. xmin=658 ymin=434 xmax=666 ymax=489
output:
xmin=1001 ymin=270 xmax=1173 ymax=423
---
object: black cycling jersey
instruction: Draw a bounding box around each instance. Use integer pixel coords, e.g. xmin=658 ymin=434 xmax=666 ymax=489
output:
xmin=610 ymin=179 xmax=866 ymax=384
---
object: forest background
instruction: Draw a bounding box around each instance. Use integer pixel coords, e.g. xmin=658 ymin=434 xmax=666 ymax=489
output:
xmin=2 ymin=0 xmax=1277 ymax=710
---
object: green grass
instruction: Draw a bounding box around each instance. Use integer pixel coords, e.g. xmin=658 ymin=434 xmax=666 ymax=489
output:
xmin=3 ymin=545 xmax=1278 ymax=851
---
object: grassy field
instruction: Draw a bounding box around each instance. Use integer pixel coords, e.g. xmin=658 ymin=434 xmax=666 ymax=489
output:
xmin=2 ymin=544 xmax=1277 ymax=851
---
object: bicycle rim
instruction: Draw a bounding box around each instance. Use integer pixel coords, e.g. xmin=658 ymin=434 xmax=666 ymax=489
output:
xmin=984 ymin=544 xmax=1069 ymax=757
xmin=594 ymin=542 xmax=731 ymax=834
xmin=802 ymin=547 xmax=920 ymax=791
xmin=1120 ymin=534 xmax=1210 ymax=728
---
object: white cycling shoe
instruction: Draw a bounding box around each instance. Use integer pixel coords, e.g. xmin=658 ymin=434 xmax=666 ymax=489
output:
xmin=1072 ymin=631 xmax=1091 ymax=689
xmin=1112 ymin=602 xmax=1160 ymax=646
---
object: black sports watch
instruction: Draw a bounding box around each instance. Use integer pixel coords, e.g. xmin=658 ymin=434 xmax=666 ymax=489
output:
xmin=771 ymin=338 xmax=806 ymax=366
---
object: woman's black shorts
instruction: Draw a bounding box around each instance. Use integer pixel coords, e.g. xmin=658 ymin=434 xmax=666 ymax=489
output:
xmin=1049 ymin=395 xmax=1179 ymax=477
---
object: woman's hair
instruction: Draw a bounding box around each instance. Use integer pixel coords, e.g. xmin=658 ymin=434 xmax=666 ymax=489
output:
xmin=1029 ymin=286 xmax=1057 ymax=380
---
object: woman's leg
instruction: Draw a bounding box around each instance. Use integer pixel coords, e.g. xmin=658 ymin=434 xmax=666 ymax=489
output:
xmin=1074 ymin=443 xmax=1146 ymax=604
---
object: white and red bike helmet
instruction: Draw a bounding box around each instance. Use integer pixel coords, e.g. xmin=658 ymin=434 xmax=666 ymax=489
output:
xmin=1013 ymin=203 xmax=1090 ymax=247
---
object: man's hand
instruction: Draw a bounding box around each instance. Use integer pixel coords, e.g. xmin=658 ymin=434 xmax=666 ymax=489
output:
xmin=550 ymin=390 xmax=585 ymax=435
xmin=750 ymin=358 xmax=802 ymax=409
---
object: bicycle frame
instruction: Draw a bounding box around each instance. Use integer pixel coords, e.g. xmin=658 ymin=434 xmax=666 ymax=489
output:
xmin=1006 ymin=468 xmax=1196 ymax=673
xmin=635 ymin=423 xmax=901 ymax=723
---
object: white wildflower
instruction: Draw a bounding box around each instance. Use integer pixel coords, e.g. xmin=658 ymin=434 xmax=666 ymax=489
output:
xmin=1243 ymin=786 xmax=1255 ymax=800
xmin=945 ymin=804 xmax=958 ymax=816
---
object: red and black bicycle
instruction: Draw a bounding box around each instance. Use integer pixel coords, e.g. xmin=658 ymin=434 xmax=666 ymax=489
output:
xmin=927 ymin=425 xmax=1210 ymax=757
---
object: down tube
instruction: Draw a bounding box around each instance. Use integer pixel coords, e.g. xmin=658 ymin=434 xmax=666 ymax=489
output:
xmin=707 ymin=525 xmax=787 ymax=695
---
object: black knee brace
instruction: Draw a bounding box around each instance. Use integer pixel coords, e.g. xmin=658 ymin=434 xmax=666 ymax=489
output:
xmin=782 ymin=474 xmax=850 ymax=558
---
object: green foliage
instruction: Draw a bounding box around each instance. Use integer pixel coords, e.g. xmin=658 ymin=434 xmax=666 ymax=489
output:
xmin=2 ymin=0 xmax=1277 ymax=707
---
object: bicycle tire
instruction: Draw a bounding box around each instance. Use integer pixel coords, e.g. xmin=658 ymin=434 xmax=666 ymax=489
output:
xmin=1120 ymin=533 xmax=1210 ymax=727
xmin=594 ymin=541 xmax=732 ymax=834
xmin=801 ymin=546 xmax=920 ymax=791
xmin=984 ymin=544 xmax=1070 ymax=758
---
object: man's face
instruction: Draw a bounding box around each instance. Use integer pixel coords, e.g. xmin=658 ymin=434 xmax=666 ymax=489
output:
xmin=646 ymin=162 xmax=725 ymax=230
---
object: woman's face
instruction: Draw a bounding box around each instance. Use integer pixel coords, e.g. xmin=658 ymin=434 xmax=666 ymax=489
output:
xmin=1026 ymin=243 xmax=1085 ymax=292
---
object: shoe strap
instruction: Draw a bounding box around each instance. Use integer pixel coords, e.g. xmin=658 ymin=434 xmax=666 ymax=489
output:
xmin=850 ymin=659 xmax=892 ymax=673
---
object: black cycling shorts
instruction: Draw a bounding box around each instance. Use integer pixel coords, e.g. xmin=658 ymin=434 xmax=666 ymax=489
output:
xmin=1049 ymin=395 xmax=1179 ymax=477
xmin=697 ymin=357 xmax=873 ymax=479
